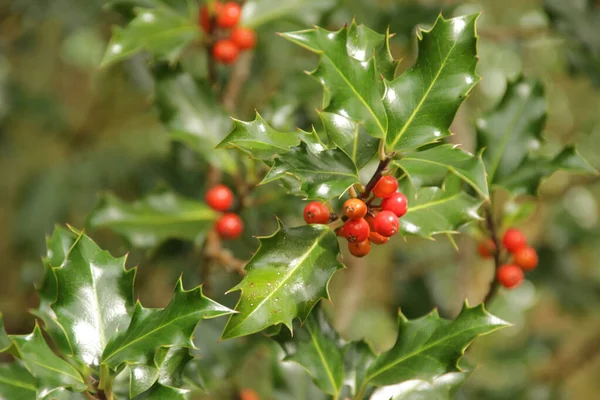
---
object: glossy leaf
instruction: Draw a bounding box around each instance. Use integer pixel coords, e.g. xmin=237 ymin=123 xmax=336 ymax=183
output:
xmin=101 ymin=7 xmax=198 ymax=67
xmin=476 ymin=78 xmax=546 ymax=185
xmin=42 ymin=388 xmax=87 ymax=400
xmin=88 ymin=190 xmax=219 ymax=249
xmin=155 ymin=70 xmax=237 ymax=174
xmin=384 ymin=15 xmax=480 ymax=152
xmin=216 ymin=113 xmax=301 ymax=161
xmin=399 ymin=179 xmax=483 ymax=238
xmin=319 ymin=111 xmax=379 ymax=169
xmin=51 ymin=230 xmax=135 ymax=368
xmin=129 ymin=347 xmax=192 ymax=397
xmin=281 ymin=23 xmax=388 ymax=138
xmin=394 ymin=144 xmax=489 ymax=198
xmin=364 ymin=304 xmax=507 ymax=387
xmin=262 ymin=142 xmax=359 ymax=200
xmin=0 ymin=314 xmax=9 ymax=352
xmin=132 ymin=383 xmax=190 ymax=400
xmin=101 ymin=280 xmax=232 ymax=370
xmin=10 ymin=325 xmax=86 ymax=393
xmin=343 ymin=341 xmax=376 ymax=398
xmin=242 ymin=0 xmax=336 ymax=28
xmin=221 ymin=223 xmax=344 ymax=340
xmin=0 ymin=363 xmax=36 ymax=400
xmin=371 ymin=372 xmax=470 ymax=400
xmin=277 ymin=310 xmax=344 ymax=397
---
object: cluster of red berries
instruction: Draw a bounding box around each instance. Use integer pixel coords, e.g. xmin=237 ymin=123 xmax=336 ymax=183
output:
xmin=199 ymin=2 xmax=257 ymax=64
xmin=479 ymin=228 xmax=539 ymax=289
xmin=205 ymin=184 xmax=244 ymax=239
xmin=303 ymin=176 xmax=408 ymax=258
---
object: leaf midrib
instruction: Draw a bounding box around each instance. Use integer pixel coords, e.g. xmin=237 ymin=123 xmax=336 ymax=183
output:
xmin=0 ymin=375 xmax=36 ymax=391
xmin=306 ymin=321 xmax=340 ymax=396
xmin=406 ymin=192 xmax=463 ymax=213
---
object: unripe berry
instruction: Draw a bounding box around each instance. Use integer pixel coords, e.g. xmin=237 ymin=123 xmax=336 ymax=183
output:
xmin=343 ymin=198 xmax=367 ymax=220
xmin=478 ymin=238 xmax=496 ymax=259
xmin=348 ymin=240 xmax=370 ymax=258
xmin=513 ymin=247 xmax=538 ymax=271
xmin=344 ymin=218 xmax=370 ymax=243
xmin=373 ymin=176 xmax=398 ymax=198
xmin=212 ymin=39 xmax=239 ymax=64
xmin=240 ymin=388 xmax=260 ymax=400
xmin=216 ymin=2 xmax=241 ymax=28
xmin=497 ymin=264 xmax=524 ymax=288
xmin=205 ymin=184 xmax=234 ymax=211
xmin=303 ymin=202 xmax=330 ymax=224
xmin=373 ymin=210 xmax=399 ymax=237
xmin=216 ymin=213 xmax=243 ymax=239
xmin=231 ymin=27 xmax=256 ymax=50
xmin=369 ymin=231 xmax=388 ymax=245
xmin=381 ymin=192 xmax=408 ymax=217
xmin=502 ymin=228 xmax=527 ymax=253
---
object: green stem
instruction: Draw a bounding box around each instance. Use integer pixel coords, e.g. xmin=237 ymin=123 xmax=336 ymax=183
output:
xmin=98 ymin=365 xmax=114 ymax=400
xmin=354 ymin=382 xmax=368 ymax=400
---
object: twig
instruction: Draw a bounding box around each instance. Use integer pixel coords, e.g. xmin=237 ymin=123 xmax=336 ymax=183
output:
xmin=483 ymin=204 xmax=502 ymax=305
xmin=360 ymin=155 xmax=394 ymax=199
xmin=222 ymin=51 xmax=254 ymax=112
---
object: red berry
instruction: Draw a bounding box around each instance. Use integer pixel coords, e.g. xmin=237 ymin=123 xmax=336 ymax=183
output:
xmin=343 ymin=198 xmax=368 ymax=220
xmin=497 ymin=264 xmax=524 ymax=289
xmin=478 ymin=238 xmax=496 ymax=259
xmin=373 ymin=211 xmax=399 ymax=237
xmin=231 ymin=27 xmax=256 ymax=50
xmin=303 ymin=202 xmax=330 ymax=225
xmin=336 ymin=225 xmax=345 ymax=237
xmin=502 ymin=228 xmax=527 ymax=253
xmin=216 ymin=2 xmax=241 ymax=28
xmin=216 ymin=213 xmax=243 ymax=239
xmin=381 ymin=192 xmax=408 ymax=217
xmin=348 ymin=239 xmax=371 ymax=258
xmin=373 ymin=176 xmax=398 ymax=198
xmin=199 ymin=2 xmax=222 ymax=33
xmin=344 ymin=218 xmax=370 ymax=243
xmin=240 ymin=388 xmax=260 ymax=400
xmin=205 ymin=184 xmax=234 ymax=211
xmin=513 ymin=247 xmax=538 ymax=271
xmin=369 ymin=231 xmax=388 ymax=245
xmin=212 ymin=39 xmax=239 ymax=64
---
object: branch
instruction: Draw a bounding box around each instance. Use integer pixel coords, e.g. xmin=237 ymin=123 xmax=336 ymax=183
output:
xmin=360 ymin=154 xmax=394 ymax=200
xmin=483 ymin=204 xmax=502 ymax=305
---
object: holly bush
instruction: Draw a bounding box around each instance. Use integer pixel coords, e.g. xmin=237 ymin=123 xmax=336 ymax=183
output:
xmin=1 ymin=0 xmax=600 ymax=399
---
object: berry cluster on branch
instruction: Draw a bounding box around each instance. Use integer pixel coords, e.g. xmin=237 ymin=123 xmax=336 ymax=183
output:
xmin=205 ymin=184 xmax=244 ymax=239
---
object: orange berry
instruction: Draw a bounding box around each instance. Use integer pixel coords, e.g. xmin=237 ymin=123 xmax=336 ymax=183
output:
xmin=343 ymin=198 xmax=368 ymax=220
xmin=231 ymin=27 xmax=257 ymax=50
xmin=373 ymin=176 xmax=398 ymax=198
xmin=348 ymin=240 xmax=371 ymax=257
xmin=513 ymin=247 xmax=538 ymax=271
xmin=478 ymin=238 xmax=496 ymax=258
xmin=497 ymin=264 xmax=524 ymax=289
xmin=369 ymin=231 xmax=388 ymax=245
xmin=502 ymin=228 xmax=527 ymax=253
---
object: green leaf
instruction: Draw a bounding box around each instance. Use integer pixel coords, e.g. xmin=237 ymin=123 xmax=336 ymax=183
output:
xmin=375 ymin=371 xmax=470 ymax=400
xmin=477 ymin=77 xmax=546 ymax=185
xmin=502 ymin=200 xmax=536 ymax=227
xmin=319 ymin=111 xmax=379 ymax=169
xmin=129 ymin=347 xmax=192 ymax=397
xmin=0 ymin=363 xmax=36 ymax=400
xmin=344 ymin=341 xmax=376 ymax=398
xmin=88 ymin=190 xmax=219 ymax=249
xmin=132 ymin=383 xmax=190 ymax=400
xmin=364 ymin=304 xmax=507 ymax=387
xmin=101 ymin=280 xmax=232 ymax=370
xmin=394 ymin=144 xmax=489 ymax=198
xmin=101 ymin=7 xmax=198 ymax=67
xmin=155 ymin=69 xmax=237 ymax=174
xmin=384 ymin=14 xmax=480 ymax=152
xmin=399 ymin=179 xmax=483 ymax=238
xmin=50 ymin=230 xmax=136 ymax=368
xmin=495 ymin=146 xmax=598 ymax=196
xmin=216 ymin=113 xmax=302 ymax=161
xmin=10 ymin=325 xmax=86 ymax=393
xmin=281 ymin=23 xmax=388 ymax=138
xmin=242 ymin=0 xmax=336 ymax=29
xmin=276 ymin=310 xmax=344 ymax=397
xmin=221 ymin=223 xmax=344 ymax=340
xmin=262 ymin=142 xmax=359 ymax=200
xmin=0 ymin=314 xmax=10 ymax=352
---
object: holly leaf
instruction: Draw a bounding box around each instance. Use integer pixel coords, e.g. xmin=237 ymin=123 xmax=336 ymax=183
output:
xmin=476 ymin=78 xmax=546 ymax=185
xmin=262 ymin=142 xmax=359 ymax=200
xmin=155 ymin=69 xmax=237 ymax=174
xmin=216 ymin=113 xmax=302 ymax=161
xmin=0 ymin=314 xmax=10 ymax=352
xmin=132 ymin=383 xmax=190 ymax=400
xmin=495 ymin=146 xmax=597 ymax=196
xmin=49 ymin=230 xmax=136 ymax=369
xmin=221 ymin=223 xmax=344 ymax=340
xmin=10 ymin=325 xmax=86 ymax=393
xmin=276 ymin=310 xmax=344 ymax=397
xmin=398 ymin=178 xmax=483 ymax=238
xmin=88 ymin=190 xmax=219 ymax=249
xmin=101 ymin=280 xmax=232 ymax=370
xmin=319 ymin=111 xmax=379 ymax=169
xmin=101 ymin=6 xmax=198 ymax=67
xmin=384 ymin=14 xmax=479 ymax=152
xmin=242 ymin=0 xmax=336 ymax=29
xmin=371 ymin=371 xmax=470 ymax=400
xmin=363 ymin=304 xmax=507 ymax=388
xmin=394 ymin=144 xmax=489 ymax=198
xmin=0 ymin=363 xmax=36 ymax=400
xmin=129 ymin=347 xmax=192 ymax=397
xmin=281 ymin=23 xmax=388 ymax=139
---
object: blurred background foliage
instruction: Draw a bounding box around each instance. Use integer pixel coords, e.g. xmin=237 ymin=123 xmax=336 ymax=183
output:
xmin=1 ymin=0 xmax=600 ymax=398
